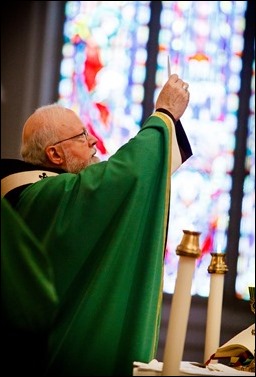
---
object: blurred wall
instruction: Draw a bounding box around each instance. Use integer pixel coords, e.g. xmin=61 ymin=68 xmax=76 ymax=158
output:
xmin=1 ymin=1 xmax=65 ymax=158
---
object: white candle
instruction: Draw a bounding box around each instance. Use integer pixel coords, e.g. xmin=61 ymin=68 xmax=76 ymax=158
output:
xmin=162 ymin=256 xmax=196 ymax=375
xmin=204 ymin=253 xmax=228 ymax=363
xmin=167 ymin=55 xmax=171 ymax=77
xmin=162 ymin=230 xmax=201 ymax=376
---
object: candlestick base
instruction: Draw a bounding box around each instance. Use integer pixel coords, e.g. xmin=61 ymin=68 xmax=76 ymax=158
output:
xmin=176 ymin=230 xmax=201 ymax=258
xmin=208 ymin=253 xmax=228 ymax=274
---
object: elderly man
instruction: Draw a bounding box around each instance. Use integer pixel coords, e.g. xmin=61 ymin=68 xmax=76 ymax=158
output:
xmin=1 ymin=74 xmax=192 ymax=376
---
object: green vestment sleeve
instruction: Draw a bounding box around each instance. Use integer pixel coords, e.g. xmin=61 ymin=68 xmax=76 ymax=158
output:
xmin=1 ymin=197 xmax=59 ymax=330
xmin=1 ymin=197 xmax=59 ymax=374
xmin=14 ymin=113 xmax=189 ymax=376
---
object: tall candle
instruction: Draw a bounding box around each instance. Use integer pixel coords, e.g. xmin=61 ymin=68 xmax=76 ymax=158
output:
xmin=204 ymin=252 xmax=228 ymax=363
xmin=162 ymin=230 xmax=201 ymax=376
xmin=168 ymin=55 xmax=171 ymax=76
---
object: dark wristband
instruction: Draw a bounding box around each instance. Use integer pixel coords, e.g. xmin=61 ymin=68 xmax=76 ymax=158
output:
xmin=155 ymin=108 xmax=177 ymax=124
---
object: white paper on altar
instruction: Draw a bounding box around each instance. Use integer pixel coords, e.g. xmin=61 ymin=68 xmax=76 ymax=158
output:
xmin=133 ymin=360 xmax=255 ymax=376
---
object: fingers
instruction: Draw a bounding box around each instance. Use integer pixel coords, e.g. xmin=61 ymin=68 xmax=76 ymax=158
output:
xmin=155 ymin=74 xmax=190 ymax=120
xmin=169 ymin=74 xmax=189 ymax=93
xmin=182 ymin=83 xmax=189 ymax=92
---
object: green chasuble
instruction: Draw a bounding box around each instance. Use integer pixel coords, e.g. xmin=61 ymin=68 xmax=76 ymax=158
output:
xmin=11 ymin=112 xmax=190 ymax=376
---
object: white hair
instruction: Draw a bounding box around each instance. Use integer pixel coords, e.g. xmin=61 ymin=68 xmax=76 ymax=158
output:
xmin=20 ymin=103 xmax=67 ymax=166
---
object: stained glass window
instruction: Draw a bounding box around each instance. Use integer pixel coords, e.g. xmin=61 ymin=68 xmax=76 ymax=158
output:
xmin=236 ymin=57 xmax=255 ymax=299
xmin=58 ymin=1 xmax=254 ymax=300
xmin=157 ymin=1 xmax=254 ymax=299
xmin=58 ymin=1 xmax=150 ymax=160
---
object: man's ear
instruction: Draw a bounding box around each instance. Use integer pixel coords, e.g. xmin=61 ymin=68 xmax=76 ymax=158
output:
xmin=45 ymin=146 xmax=64 ymax=166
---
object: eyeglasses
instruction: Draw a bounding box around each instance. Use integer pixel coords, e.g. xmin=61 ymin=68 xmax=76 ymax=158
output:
xmin=52 ymin=129 xmax=89 ymax=146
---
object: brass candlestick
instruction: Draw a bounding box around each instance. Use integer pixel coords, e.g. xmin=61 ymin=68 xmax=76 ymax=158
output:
xmin=249 ymin=286 xmax=255 ymax=336
xmin=248 ymin=286 xmax=255 ymax=319
xmin=176 ymin=229 xmax=201 ymax=258
xmin=248 ymin=287 xmax=255 ymax=372
xmin=235 ymin=286 xmax=255 ymax=373
xmin=207 ymin=252 xmax=229 ymax=274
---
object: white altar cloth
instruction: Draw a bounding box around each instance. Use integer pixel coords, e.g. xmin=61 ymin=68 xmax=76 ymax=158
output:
xmin=133 ymin=359 xmax=255 ymax=376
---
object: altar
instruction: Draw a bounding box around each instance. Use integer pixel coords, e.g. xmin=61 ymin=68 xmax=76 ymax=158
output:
xmin=133 ymin=359 xmax=255 ymax=376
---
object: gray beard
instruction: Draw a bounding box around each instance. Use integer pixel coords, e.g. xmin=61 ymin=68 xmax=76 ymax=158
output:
xmin=63 ymin=149 xmax=91 ymax=174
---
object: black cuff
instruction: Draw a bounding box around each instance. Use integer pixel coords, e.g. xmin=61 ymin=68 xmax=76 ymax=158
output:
xmin=155 ymin=108 xmax=176 ymax=124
